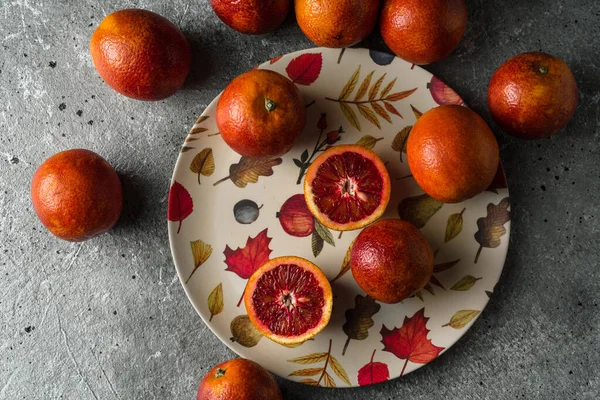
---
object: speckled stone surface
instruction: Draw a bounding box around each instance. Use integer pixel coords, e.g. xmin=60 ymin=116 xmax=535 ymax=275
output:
xmin=1 ymin=1 xmax=599 ymax=399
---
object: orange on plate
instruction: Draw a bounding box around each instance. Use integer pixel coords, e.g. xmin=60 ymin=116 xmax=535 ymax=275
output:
xmin=488 ymin=51 xmax=578 ymax=139
xmin=380 ymin=0 xmax=467 ymax=65
xmin=90 ymin=9 xmax=191 ymax=101
xmin=407 ymin=105 xmax=499 ymax=203
xmin=244 ymin=256 xmax=333 ymax=346
xmin=197 ymin=358 xmax=283 ymax=400
xmin=216 ymin=69 xmax=306 ymax=158
xmin=304 ymin=145 xmax=391 ymax=231
xmin=350 ymin=219 xmax=434 ymax=304
xmin=31 ymin=149 xmax=122 ymax=242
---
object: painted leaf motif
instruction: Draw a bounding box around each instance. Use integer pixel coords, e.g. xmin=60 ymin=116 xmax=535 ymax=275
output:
xmin=186 ymin=239 xmax=213 ymax=284
xmin=384 ymin=102 xmax=402 ymax=118
xmin=288 ymin=368 xmax=323 ymax=377
xmin=371 ymin=102 xmax=392 ymax=123
xmin=443 ymin=310 xmax=480 ymax=329
xmin=391 ymin=126 xmax=412 ymax=160
xmin=385 ymin=88 xmax=417 ymax=102
xmin=322 ymin=371 xmax=335 ymax=388
xmin=445 ymin=208 xmax=465 ymax=243
xmin=380 ymin=78 xmax=397 ymax=98
xmin=215 ymin=157 xmax=282 ymax=188
xmin=331 ymin=240 xmax=353 ymax=283
xmin=287 ymin=352 xmax=329 ymax=364
xmin=311 ymin=230 xmax=324 ymax=257
xmin=224 ymin=228 xmax=272 ymax=279
xmin=450 ymin=276 xmax=482 ymax=291
xmin=340 ymin=102 xmax=361 ymax=131
xmin=355 ymin=135 xmax=384 ymax=150
xmin=474 ymin=197 xmax=510 ymax=262
xmin=429 ymin=275 xmax=446 ymax=291
xmin=357 ymin=103 xmax=381 ymax=129
xmin=207 ymin=283 xmax=223 ymax=321
xmin=398 ymin=194 xmax=444 ymax=228
xmin=190 ymin=127 xmax=207 ymax=134
xmin=355 ymin=71 xmax=374 ymax=101
xmin=168 ymin=182 xmax=193 ymax=234
xmin=411 ymin=104 xmax=423 ymax=119
xmin=286 ymin=53 xmax=323 ymax=85
xmin=434 ymin=259 xmax=460 ymax=273
xmin=329 ymin=356 xmax=351 ymax=386
xmin=299 ymin=378 xmax=319 ymax=386
xmin=342 ymin=295 xmax=381 ymax=355
xmin=357 ymin=350 xmax=390 ymax=386
xmin=189 ymin=148 xmax=215 ymax=184
xmin=369 ymin=74 xmax=386 ymax=101
xmin=181 ymin=146 xmax=194 ymax=153
xmin=380 ymin=308 xmax=444 ymax=365
xmin=340 ymin=66 xmax=361 ymax=101
xmin=314 ymin=219 xmax=335 ymax=246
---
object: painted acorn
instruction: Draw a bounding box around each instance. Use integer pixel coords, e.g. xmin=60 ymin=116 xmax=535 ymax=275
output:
xmin=276 ymin=194 xmax=314 ymax=237
xmin=233 ymin=199 xmax=262 ymax=224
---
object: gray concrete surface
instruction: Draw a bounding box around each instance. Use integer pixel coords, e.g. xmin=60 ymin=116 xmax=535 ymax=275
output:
xmin=1 ymin=0 xmax=599 ymax=399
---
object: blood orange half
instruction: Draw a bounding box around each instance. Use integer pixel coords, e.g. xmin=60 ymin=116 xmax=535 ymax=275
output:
xmin=304 ymin=144 xmax=391 ymax=231
xmin=244 ymin=256 xmax=333 ymax=346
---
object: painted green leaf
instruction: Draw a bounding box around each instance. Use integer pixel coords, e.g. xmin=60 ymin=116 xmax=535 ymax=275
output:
xmin=398 ymin=194 xmax=444 ymax=228
xmin=450 ymin=276 xmax=482 ymax=291
xmin=391 ymin=126 xmax=412 ymax=161
xmin=442 ymin=310 xmax=480 ymax=329
xmin=314 ymin=219 xmax=335 ymax=247
xmin=355 ymin=135 xmax=384 ymax=150
xmin=445 ymin=208 xmax=465 ymax=243
xmin=342 ymin=295 xmax=381 ymax=355
xmin=433 ymin=259 xmax=460 ymax=273
xmin=311 ymin=230 xmax=324 ymax=257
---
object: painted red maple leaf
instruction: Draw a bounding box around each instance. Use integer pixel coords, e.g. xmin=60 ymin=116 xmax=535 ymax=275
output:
xmin=224 ymin=229 xmax=273 ymax=306
xmin=357 ymin=350 xmax=390 ymax=386
xmin=285 ymin=53 xmax=323 ymax=85
xmin=380 ymin=308 xmax=444 ymax=376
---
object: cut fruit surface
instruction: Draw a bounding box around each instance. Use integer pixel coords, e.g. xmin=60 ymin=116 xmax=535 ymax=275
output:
xmin=244 ymin=256 xmax=333 ymax=345
xmin=304 ymin=145 xmax=391 ymax=231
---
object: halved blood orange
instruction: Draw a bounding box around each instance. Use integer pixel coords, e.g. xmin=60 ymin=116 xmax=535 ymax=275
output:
xmin=244 ymin=256 xmax=333 ymax=346
xmin=303 ymin=144 xmax=391 ymax=231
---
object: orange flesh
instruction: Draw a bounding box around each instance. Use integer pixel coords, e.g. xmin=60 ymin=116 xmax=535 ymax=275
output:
xmin=310 ymin=151 xmax=384 ymax=224
xmin=251 ymin=264 xmax=325 ymax=337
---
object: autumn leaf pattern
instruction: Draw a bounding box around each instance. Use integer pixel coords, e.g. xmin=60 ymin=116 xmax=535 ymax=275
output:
xmin=214 ymin=156 xmax=282 ymax=188
xmin=185 ymin=239 xmax=213 ymax=284
xmin=168 ymin=181 xmax=193 ymax=234
xmin=189 ymin=148 xmax=215 ymax=184
xmin=357 ymin=350 xmax=390 ymax=386
xmin=445 ymin=208 xmax=466 ymax=243
xmin=391 ymin=126 xmax=412 ymax=162
xmin=398 ymin=194 xmax=444 ymax=228
xmin=442 ymin=310 xmax=481 ymax=329
xmin=311 ymin=219 xmax=335 ymax=257
xmin=288 ymin=339 xmax=350 ymax=387
xmin=326 ymin=66 xmax=417 ymax=131
xmin=207 ymin=283 xmax=223 ymax=321
xmin=474 ymin=197 xmax=511 ymax=263
xmin=342 ymin=295 xmax=381 ymax=355
xmin=450 ymin=276 xmax=482 ymax=291
xmin=223 ymin=229 xmax=273 ymax=306
xmin=285 ymin=53 xmax=323 ymax=85
xmin=330 ymin=241 xmax=353 ymax=283
xmin=381 ymin=308 xmax=444 ymax=376
xmin=355 ymin=135 xmax=384 ymax=150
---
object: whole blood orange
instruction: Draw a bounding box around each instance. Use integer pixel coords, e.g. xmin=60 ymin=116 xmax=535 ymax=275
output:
xmin=304 ymin=145 xmax=391 ymax=231
xmin=210 ymin=0 xmax=291 ymax=35
xmin=407 ymin=105 xmax=499 ymax=203
xmin=197 ymin=358 xmax=283 ymax=400
xmin=90 ymin=9 xmax=191 ymax=101
xmin=216 ymin=69 xmax=306 ymax=158
xmin=295 ymin=0 xmax=380 ymax=48
xmin=488 ymin=52 xmax=578 ymax=139
xmin=380 ymin=0 xmax=467 ymax=65
xmin=350 ymin=219 xmax=434 ymax=304
xmin=244 ymin=256 xmax=333 ymax=345
xmin=31 ymin=149 xmax=122 ymax=242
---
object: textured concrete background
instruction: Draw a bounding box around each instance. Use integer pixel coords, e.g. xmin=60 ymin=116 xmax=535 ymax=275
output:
xmin=1 ymin=0 xmax=599 ymax=399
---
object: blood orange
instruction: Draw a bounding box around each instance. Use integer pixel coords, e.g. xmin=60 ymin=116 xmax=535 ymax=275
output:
xmin=304 ymin=145 xmax=391 ymax=231
xmin=244 ymin=256 xmax=333 ymax=345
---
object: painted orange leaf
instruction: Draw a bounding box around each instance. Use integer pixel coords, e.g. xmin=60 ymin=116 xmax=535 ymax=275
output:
xmin=385 ymin=88 xmax=418 ymax=101
xmin=331 ymin=240 xmax=353 ymax=283
xmin=474 ymin=197 xmax=510 ymax=263
xmin=214 ymin=156 xmax=282 ymax=188
xmin=384 ymin=101 xmax=402 ymax=118
xmin=167 ymin=181 xmax=193 ymax=234
xmin=288 ymin=339 xmax=344 ymax=387
xmin=411 ymin=104 xmax=423 ymax=119
xmin=357 ymin=350 xmax=390 ymax=386
xmin=224 ymin=228 xmax=272 ymax=280
xmin=380 ymin=308 xmax=444 ymax=376
xmin=207 ymin=283 xmax=223 ymax=322
xmin=186 ymin=239 xmax=213 ymax=284
xmin=391 ymin=126 xmax=412 ymax=161
xmin=189 ymin=148 xmax=215 ymax=184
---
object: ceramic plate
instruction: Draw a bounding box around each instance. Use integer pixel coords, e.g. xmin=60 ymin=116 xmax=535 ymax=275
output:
xmin=168 ymin=47 xmax=510 ymax=388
